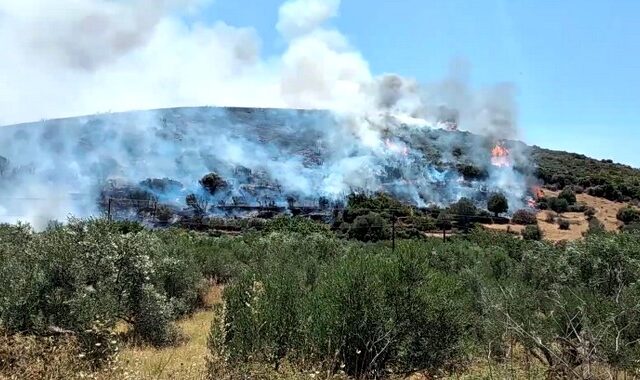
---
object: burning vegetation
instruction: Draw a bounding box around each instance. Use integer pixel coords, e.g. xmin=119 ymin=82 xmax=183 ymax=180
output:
xmin=0 ymin=107 xmax=546 ymax=227
xmin=490 ymin=140 xmax=511 ymax=168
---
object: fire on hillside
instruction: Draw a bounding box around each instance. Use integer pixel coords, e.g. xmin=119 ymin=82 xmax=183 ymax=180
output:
xmin=491 ymin=141 xmax=511 ymax=168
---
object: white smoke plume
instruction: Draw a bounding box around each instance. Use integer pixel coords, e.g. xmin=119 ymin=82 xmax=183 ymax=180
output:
xmin=0 ymin=0 xmax=526 ymax=228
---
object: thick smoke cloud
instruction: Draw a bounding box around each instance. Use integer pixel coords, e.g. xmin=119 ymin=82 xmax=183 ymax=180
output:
xmin=0 ymin=0 xmax=374 ymax=124
xmin=0 ymin=0 xmax=527 ymax=228
xmin=0 ymin=0 xmax=518 ymax=134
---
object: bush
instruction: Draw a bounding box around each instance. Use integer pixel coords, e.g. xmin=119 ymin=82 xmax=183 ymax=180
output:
xmin=588 ymin=184 xmax=624 ymax=201
xmin=584 ymin=206 xmax=597 ymax=220
xmin=617 ymin=206 xmax=640 ymax=225
xmin=522 ymin=225 xmax=542 ymax=241
xmin=558 ymin=187 xmax=577 ymax=205
xmin=567 ymin=203 xmax=588 ymax=213
xmin=511 ymin=209 xmax=538 ymax=225
xmin=347 ymin=212 xmax=391 ymax=242
xmin=410 ymin=215 xmax=437 ymax=232
xmin=449 ymin=197 xmax=477 ymax=216
xmin=218 ymin=243 xmax=471 ymax=378
xmin=436 ymin=211 xmax=453 ymax=231
xmin=548 ymin=197 xmax=569 ymax=213
xmin=622 ymin=222 xmax=640 ymax=234
xmin=186 ymin=193 xmax=209 ymax=215
xmin=557 ymin=218 xmax=571 ymax=230
xmin=587 ymin=217 xmax=606 ymax=234
xmin=110 ymin=219 xmax=145 ymax=234
xmin=344 ymin=192 xmax=412 ymax=221
xmin=0 ymin=219 xmax=203 ymax=348
xmin=200 ymin=172 xmax=228 ymax=195
xmin=307 ymin=253 xmax=396 ymax=376
xmin=132 ymin=285 xmax=181 ymax=346
xmin=536 ymin=197 xmax=549 ymax=210
xmin=487 ymin=193 xmax=509 ymax=217
xmin=457 ymin=164 xmax=488 ymax=180
xmin=544 ymin=211 xmax=556 ymax=224
xmin=263 ymin=216 xmax=332 ymax=236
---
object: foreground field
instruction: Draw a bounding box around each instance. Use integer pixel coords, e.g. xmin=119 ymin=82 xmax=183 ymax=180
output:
xmin=1 ymin=218 xmax=639 ymax=379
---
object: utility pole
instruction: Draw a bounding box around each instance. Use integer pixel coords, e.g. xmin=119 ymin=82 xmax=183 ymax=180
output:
xmin=107 ymin=198 xmax=112 ymax=222
xmin=153 ymin=201 xmax=158 ymax=220
xmin=392 ymin=216 xmax=396 ymax=253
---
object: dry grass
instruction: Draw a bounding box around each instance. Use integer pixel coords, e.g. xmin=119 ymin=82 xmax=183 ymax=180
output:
xmin=0 ymin=333 xmax=90 ymax=380
xmin=117 ymin=311 xmax=213 ymax=379
xmin=483 ymin=192 xmax=628 ymax=242
xmin=116 ymin=285 xmax=223 ymax=380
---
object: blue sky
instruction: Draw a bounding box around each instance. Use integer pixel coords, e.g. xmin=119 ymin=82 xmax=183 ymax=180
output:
xmin=205 ymin=0 xmax=639 ymax=166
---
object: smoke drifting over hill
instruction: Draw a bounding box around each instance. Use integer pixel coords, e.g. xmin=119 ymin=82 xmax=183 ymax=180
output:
xmin=0 ymin=0 xmax=528 ymax=227
xmin=0 ymin=0 xmax=518 ymax=134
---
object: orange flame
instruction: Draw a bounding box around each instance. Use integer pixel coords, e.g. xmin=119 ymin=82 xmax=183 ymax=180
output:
xmin=526 ymin=187 xmax=545 ymax=209
xmin=532 ymin=186 xmax=545 ymax=200
xmin=490 ymin=142 xmax=511 ymax=168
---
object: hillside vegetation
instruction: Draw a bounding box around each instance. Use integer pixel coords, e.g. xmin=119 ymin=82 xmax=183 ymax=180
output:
xmin=532 ymin=146 xmax=640 ymax=201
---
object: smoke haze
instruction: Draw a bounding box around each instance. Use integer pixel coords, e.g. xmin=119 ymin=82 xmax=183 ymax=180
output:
xmin=0 ymin=0 xmax=518 ymax=133
xmin=0 ymin=0 xmax=528 ymax=228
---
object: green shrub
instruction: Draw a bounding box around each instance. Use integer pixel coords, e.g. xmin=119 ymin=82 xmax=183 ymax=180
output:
xmin=558 ymin=187 xmax=577 ymax=205
xmin=449 ymin=197 xmax=478 ymax=216
xmin=344 ymin=192 xmax=412 ymax=222
xmin=548 ymin=197 xmax=569 ymax=213
xmin=567 ymin=203 xmax=587 ymax=213
xmin=536 ymin=197 xmax=549 ymax=210
xmin=110 ymin=220 xmax=145 ymax=234
xmin=0 ymin=219 xmax=203 ymax=348
xmin=544 ymin=211 xmax=556 ymax=224
xmin=263 ymin=215 xmax=332 ymax=236
xmin=200 ymin=172 xmax=228 ymax=195
xmin=587 ymin=217 xmax=606 ymax=235
xmin=487 ymin=193 xmax=509 ymax=217
xmin=622 ymin=222 xmax=640 ymax=234
xmin=617 ymin=206 xmax=640 ymax=225
xmin=457 ymin=164 xmax=488 ymax=180
xmin=131 ymin=284 xmax=180 ymax=347
xmin=557 ymin=218 xmax=570 ymax=230
xmin=410 ymin=215 xmax=437 ymax=232
xmin=511 ymin=209 xmax=538 ymax=225
xmin=584 ymin=206 xmax=597 ymax=220
xmin=347 ymin=212 xmax=391 ymax=242
xmin=522 ymin=225 xmax=542 ymax=241
xmin=436 ymin=211 xmax=453 ymax=231
xmin=392 ymin=270 xmax=471 ymax=373
xmin=217 ymin=238 xmax=473 ymax=377
xmin=307 ymin=252 xmax=396 ymax=376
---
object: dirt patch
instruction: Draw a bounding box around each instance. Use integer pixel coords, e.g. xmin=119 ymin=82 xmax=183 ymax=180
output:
xmin=482 ymin=192 xmax=628 ymax=242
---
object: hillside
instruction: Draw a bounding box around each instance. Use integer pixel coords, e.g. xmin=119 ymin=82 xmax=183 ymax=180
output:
xmin=2 ymin=108 xmax=640 ymax=379
xmin=0 ymin=107 xmax=638 ymax=226
xmin=532 ymin=146 xmax=640 ymax=201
